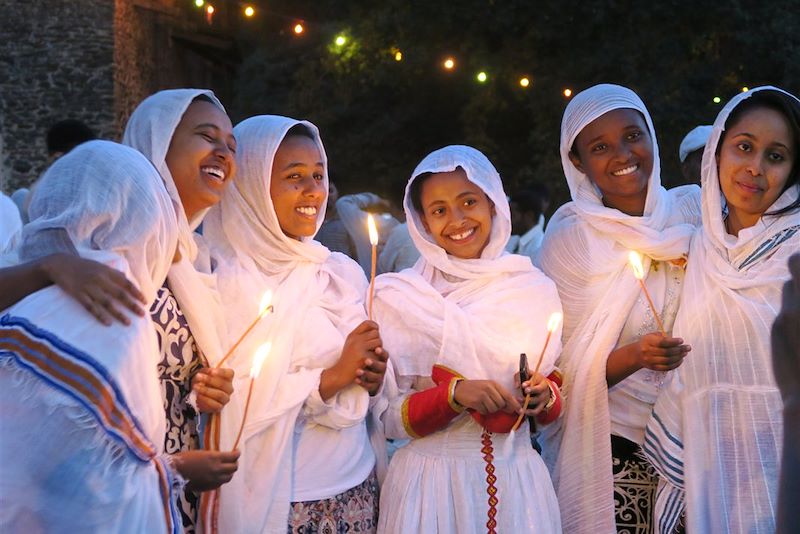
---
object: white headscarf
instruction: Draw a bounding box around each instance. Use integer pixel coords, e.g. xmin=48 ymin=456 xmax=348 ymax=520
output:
xmin=2 ymin=141 xmax=178 ymax=531
xmin=122 ymin=88 xmax=227 ymax=365
xmin=375 ymin=144 xmax=562 ymax=405
xmin=203 ymin=115 xmax=370 ymax=533
xmin=536 ymin=84 xmax=701 ymax=533
xmin=678 ymin=125 xmax=713 ymax=162
xmin=0 ymin=192 xmax=22 ymax=253
xmin=644 ymin=86 xmax=800 ymax=533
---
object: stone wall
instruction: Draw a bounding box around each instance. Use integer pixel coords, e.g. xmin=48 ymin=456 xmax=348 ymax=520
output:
xmin=0 ymin=0 xmax=115 ymax=192
xmin=0 ymin=0 xmax=238 ymax=193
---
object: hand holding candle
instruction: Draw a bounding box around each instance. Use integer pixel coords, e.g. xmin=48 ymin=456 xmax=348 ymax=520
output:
xmin=512 ymin=311 xmax=562 ymax=432
xmin=367 ymin=214 xmax=379 ymax=320
xmin=628 ymin=251 xmax=667 ymax=336
xmin=216 ymin=290 xmax=274 ymax=369
xmin=231 ymin=341 xmax=272 ymax=450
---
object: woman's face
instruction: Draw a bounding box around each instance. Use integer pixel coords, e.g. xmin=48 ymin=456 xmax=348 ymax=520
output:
xmin=165 ymin=100 xmax=237 ymax=220
xmin=569 ymin=108 xmax=654 ymax=216
xmin=718 ymin=106 xmax=795 ymax=230
xmin=270 ymin=135 xmax=326 ymax=240
xmin=418 ymin=168 xmax=494 ymax=259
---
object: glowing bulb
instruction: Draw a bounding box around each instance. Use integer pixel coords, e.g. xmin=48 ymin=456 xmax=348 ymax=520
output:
xmin=294 ymin=23 xmax=304 ymax=34
xmin=367 ymin=214 xmax=379 ymax=246
xmin=244 ymin=5 xmax=255 ymax=17
xmin=194 ymin=0 xmax=204 ymax=7
xmin=335 ymin=35 xmax=347 ymax=46
xmin=206 ymin=4 xmax=214 ymax=14
xmin=546 ymin=312 xmax=563 ymax=333
xmin=519 ymin=77 xmax=530 ymax=88
xmin=563 ymin=88 xmax=572 ymax=97
xmin=713 ymin=96 xmax=721 ymax=104
xmin=741 ymin=86 xmax=749 ymax=92
xmin=250 ymin=342 xmax=272 ymax=379
xmin=394 ymin=50 xmax=403 ymax=61
xmin=259 ymin=290 xmax=274 ymax=317
xmin=476 ymin=71 xmax=488 ymax=83
xmin=443 ymin=57 xmax=455 ymax=70
xmin=628 ymin=251 xmax=645 ymax=280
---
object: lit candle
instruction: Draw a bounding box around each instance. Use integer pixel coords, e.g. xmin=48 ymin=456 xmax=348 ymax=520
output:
xmin=512 ymin=311 xmax=562 ymax=432
xmin=216 ymin=290 xmax=274 ymax=368
xmin=232 ymin=342 xmax=272 ymax=450
xmin=628 ymin=251 xmax=667 ymax=336
xmin=367 ymin=214 xmax=379 ymax=320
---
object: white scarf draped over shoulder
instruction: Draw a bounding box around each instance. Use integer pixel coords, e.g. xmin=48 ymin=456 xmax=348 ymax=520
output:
xmin=122 ymin=88 xmax=227 ymax=366
xmin=375 ymin=145 xmax=563 ymax=408
xmin=1 ymin=141 xmax=179 ymax=532
xmin=535 ymin=84 xmax=701 ymax=534
xmin=644 ymin=86 xmax=800 ymax=533
xmin=203 ymin=115 xmax=370 ymax=533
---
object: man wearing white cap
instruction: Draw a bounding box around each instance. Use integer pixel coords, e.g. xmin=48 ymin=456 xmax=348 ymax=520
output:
xmin=679 ymin=124 xmax=713 ymax=184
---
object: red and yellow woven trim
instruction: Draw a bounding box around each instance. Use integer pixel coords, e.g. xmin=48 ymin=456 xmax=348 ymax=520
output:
xmin=481 ymin=430 xmax=498 ymax=534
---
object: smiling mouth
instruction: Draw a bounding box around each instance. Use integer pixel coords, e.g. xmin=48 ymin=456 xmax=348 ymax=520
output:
xmin=201 ymin=166 xmax=226 ymax=183
xmin=447 ymin=227 xmax=476 ymax=242
xmin=295 ymin=206 xmax=318 ymax=217
xmin=736 ymin=181 xmax=763 ymax=193
xmin=612 ymin=164 xmax=639 ymax=176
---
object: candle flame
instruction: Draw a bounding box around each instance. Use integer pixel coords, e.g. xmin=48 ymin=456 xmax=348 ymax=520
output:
xmin=250 ymin=342 xmax=272 ymax=379
xmin=259 ymin=290 xmax=273 ymax=316
xmin=367 ymin=214 xmax=379 ymax=246
xmin=628 ymin=251 xmax=645 ymax=280
xmin=547 ymin=312 xmax=563 ymax=333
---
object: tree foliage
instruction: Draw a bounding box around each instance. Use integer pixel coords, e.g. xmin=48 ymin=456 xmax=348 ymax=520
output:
xmin=231 ymin=0 xmax=800 ymax=210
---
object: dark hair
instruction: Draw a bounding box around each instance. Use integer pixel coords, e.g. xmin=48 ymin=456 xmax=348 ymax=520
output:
xmin=191 ymin=94 xmax=216 ymax=105
xmin=46 ymin=119 xmax=96 ymax=155
xmin=720 ymin=89 xmax=800 ymax=217
xmin=409 ymin=172 xmax=433 ymax=214
xmin=285 ymin=123 xmax=315 ymax=140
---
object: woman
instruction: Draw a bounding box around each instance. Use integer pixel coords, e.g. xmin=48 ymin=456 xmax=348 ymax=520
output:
xmin=536 ymin=84 xmax=699 ymax=533
xmin=122 ymin=89 xmax=241 ymax=532
xmin=374 ymin=145 xmax=563 ymax=533
xmin=0 ymin=141 xmax=180 ymax=532
xmin=203 ymin=115 xmax=387 ymax=533
xmin=644 ymin=86 xmax=800 ymax=533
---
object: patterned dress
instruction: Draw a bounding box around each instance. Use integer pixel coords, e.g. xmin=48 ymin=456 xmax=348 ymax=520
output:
xmin=151 ymin=282 xmax=206 ymax=533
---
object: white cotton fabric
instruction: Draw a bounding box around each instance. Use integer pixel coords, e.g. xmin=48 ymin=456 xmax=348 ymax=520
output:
xmin=1 ymin=141 xmax=177 ymax=531
xmin=678 ymin=125 xmax=713 ymax=162
xmin=644 ymin=86 xmax=800 ymax=533
xmin=374 ymin=145 xmax=562 ymax=533
xmin=203 ymin=115 xmax=373 ymax=533
xmin=122 ymin=88 xmax=228 ymax=366
xmin=535 ymin=84 xmax=701 ymax=533
xmin=0 ymin=192 xmax=22 ymax=253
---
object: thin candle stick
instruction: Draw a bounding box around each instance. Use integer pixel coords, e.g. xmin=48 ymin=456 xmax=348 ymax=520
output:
xmin=231 ymin=379 xmax=254 ymax=450
xmin=367 ymin=214 xmax=379 ymax=321
xmin=628 ymin=251 xmax=667 ymax=336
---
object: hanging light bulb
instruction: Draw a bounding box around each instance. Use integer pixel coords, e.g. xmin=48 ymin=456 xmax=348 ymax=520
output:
xmin=294 ymin=23 xmax=304 ymax=34
xmin=443 ymin=57 xmax=455 ymax=70
xmin=519 ymin=77 xmax=530 ymax=88
xmin=244 ymin=5 xmax=255 ymax=17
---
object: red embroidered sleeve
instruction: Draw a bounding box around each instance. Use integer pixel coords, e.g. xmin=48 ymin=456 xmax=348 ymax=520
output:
xmin=535 ymin=375 xmax=563 ymax=426
xmin=400 ymin=364 xmax=465 ymax=438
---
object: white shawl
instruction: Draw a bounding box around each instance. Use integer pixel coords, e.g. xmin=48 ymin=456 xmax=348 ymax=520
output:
xmin=644 ymin=86 xmax=800 ymax=533
xmin=0 ymin=192 xmax=22 ymax=253
xmin=375 ymin=145 xmax=562 ymax=416
xmin=536 ymin=84 xmax=701 ymax=533
xmin=203 ymin=115 xmax=370 ymax=533
xmin=122 ymin=88 xmax=227 ymax=366
xmin=1 ymin=141 xmax=178 ymax=531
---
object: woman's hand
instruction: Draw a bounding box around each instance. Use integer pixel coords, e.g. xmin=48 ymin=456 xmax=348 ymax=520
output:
xmin=320 ymin=320 xmax=382 ymax=400
xmin=453 ymin=380 xmax=522 ymax=415
xmin=607 ymin=331 xmax=691 ymax=387
xmin=172 ymin=449 xmax=240 ymax=492
xmin=634 ymin=332 xmax=691 ymax=371
xmin=517 ymin=372 xmax=551 ymax=416
xmin=43 ymin=253 xmax=147 ymax=325
xmin=355 ymin=346 xmax=389 ymax=396
xmin=192 ymin=367 xmax=234 ymax=413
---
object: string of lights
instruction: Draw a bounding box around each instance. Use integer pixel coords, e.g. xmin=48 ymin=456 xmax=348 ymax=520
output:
xmin=190 ymin=1 xmax=750 ymax=102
